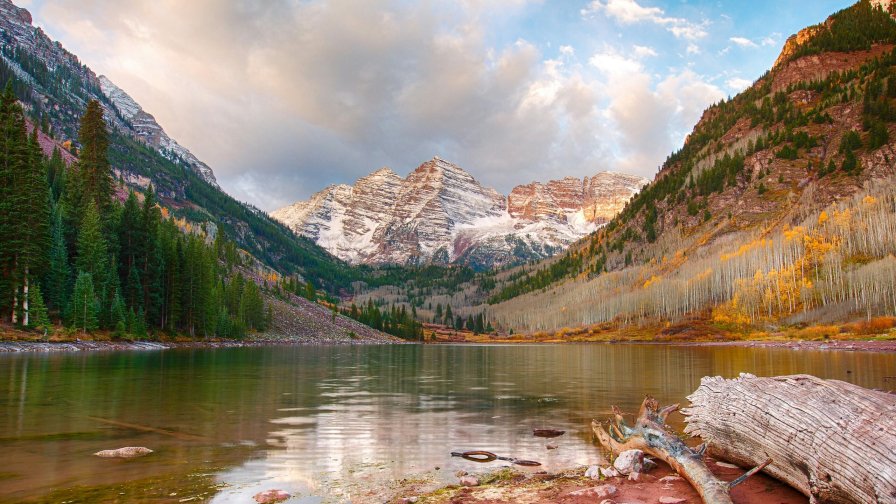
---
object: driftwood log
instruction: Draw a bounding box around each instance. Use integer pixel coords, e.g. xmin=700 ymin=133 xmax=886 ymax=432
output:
xmin=593 ymin=396 xmax=770 ymax=504
xmin=683 ymin=373 xmax=896 ymax=504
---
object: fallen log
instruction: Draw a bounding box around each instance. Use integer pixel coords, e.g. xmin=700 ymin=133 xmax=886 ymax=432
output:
xmin=683 ymin=373 xmax=896 ymax=504
xmin=593 ymin=396 xmax=769 ymax=504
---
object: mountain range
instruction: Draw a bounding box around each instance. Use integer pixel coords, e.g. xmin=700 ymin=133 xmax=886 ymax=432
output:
xmin=272 ymin=157 xmax=646 ymax=269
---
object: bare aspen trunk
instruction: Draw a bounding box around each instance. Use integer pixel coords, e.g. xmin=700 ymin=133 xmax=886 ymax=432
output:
xmin=683 ymin=374 xmax=896 ymax=504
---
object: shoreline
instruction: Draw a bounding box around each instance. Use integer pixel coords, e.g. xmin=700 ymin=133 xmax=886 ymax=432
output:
xmin=2 ymin=337 xmax=896 ymax=353
xmin=0 ymin=337 xmax=404 ymax=353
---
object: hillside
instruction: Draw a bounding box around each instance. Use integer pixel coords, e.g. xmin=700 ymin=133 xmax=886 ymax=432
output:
xmin=469 ymin=0 xmax=896 ymax=332
xmin=272 ymin=157 xmax=646 ymax=269
xmin=0 ymin=0 xmax=364 ymax=294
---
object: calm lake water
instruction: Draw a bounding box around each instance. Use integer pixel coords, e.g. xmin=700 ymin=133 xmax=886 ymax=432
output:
xmin=1 ymin=343 xmax=895 ymax=503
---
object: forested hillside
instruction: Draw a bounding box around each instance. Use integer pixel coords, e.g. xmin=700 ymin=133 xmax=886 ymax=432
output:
xmin=0 ymin=91 xmax=273 ymax=338
xmin=481 ymin=0 xmax=896 ymax=332
xmin=0 ymin=2 xmax=365 ymax=295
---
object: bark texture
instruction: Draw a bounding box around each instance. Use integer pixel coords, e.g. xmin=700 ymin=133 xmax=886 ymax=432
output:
xmin=683 ymin=373 xmax=896 ymax=504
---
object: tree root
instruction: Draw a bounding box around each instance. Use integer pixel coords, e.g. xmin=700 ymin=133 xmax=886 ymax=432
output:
xmin=592 ymin=396 xmax=771 ymax=504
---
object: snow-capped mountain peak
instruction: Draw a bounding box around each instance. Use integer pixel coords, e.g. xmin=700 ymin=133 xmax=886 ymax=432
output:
xmin=272 ymin=158 xmax=647 ymax=268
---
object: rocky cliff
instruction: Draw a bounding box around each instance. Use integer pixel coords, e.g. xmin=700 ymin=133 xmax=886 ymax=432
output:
xmin=272 ymin=157 xmax=647 ymax=268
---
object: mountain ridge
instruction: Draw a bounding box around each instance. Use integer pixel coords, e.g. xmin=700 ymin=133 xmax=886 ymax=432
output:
xmin=0 ymin=0 xmax=217 ymax=186
xmin=271 ymin=157 xmax=647 ymax=269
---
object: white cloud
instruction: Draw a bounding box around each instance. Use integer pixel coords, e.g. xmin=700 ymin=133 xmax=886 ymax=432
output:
xmin=730 ymin=36 xmax=757 ymax=48
xmin=761 ymin=33 xmax=781 ymax=46
xmin=726 ymin=77 xmax=753 ymax=92
xmin=559 ymin=45 xmax=575 ymax=57
xmin=589 ymin=47 xmax=643 ymax=77
xmin=582 ymin=0 xmax=707 ymax=40
xmin=686 ymin=43 xmax=701 ymax=55
xmin=633 ymin=44 xmax=657 ymax=58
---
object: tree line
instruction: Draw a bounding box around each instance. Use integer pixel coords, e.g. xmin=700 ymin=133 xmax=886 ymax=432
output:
xmin=0 ymin=87 xmax=267 ymax=339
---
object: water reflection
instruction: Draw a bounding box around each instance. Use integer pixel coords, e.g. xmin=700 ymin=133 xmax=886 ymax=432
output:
xmin=1 ymin=344 xmax=894 ymax=503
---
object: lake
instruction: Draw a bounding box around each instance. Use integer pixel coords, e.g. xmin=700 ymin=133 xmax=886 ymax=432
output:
xmin=1 ymin=343 xmax=894 ymax=503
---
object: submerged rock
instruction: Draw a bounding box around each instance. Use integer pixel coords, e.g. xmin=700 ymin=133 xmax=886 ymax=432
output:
xmin=253 ymin=489 xmax=290 ymax=503
xmin=93 ymin=446 xmax=153 ymax=458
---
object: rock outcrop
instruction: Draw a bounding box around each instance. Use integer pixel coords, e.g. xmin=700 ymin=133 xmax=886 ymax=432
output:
xmin=272 ymin=157 xmax=647 ymax=268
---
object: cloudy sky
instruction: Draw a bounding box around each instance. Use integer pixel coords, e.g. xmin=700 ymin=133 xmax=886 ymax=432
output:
xmin=23 ymin=0 xmax=850 ymax=211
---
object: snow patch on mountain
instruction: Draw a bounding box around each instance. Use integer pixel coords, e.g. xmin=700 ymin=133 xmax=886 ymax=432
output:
xmin=272 ymin=157 xmax=647 ymax=268
xmin=99 ymin=75 xmax=218 ymax=187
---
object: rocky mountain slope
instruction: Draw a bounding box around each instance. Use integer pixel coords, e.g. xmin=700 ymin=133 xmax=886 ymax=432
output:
xmin=271 ymin=157 xmax=646 ymax=269
xmin=0 ymin=0 xmax=216 ymax=186
xmin=0 ymin=0 xmax=369 ymax=295
xmin=480 ymin=0 xmax=896 ymax=331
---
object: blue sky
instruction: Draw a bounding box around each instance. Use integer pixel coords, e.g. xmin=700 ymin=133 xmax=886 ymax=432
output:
xmin=23 ymin=0 xmax=853 ymax=210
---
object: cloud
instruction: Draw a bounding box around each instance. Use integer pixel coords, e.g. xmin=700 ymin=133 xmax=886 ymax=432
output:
xmin=632 ymin=45 xmax=657 ymax=58
xmin=761 ymin=33 xmax=781 ymax=47
xmin=582 ymin=0 xmax=707 ymax=40
xmin=31 ymin=0 xmax=726 ymax=212
xmin=729 ymin=36 xmax=757 ymax=48
xmin=726 ymin=77 xmax=753 ymax=92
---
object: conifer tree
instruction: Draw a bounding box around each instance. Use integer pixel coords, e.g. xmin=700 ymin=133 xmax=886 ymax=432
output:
xmin=27 ymin=284 xmax=51 ymax=332
xmin=75 ymin=202 xmax=109 ymax=285
xmin=76 ymin=100 xmax=113 ymax=218
xmin=68 ymin=271 xmax=98 ymax=333
xmin=45 ymin=205 xmax=71 ymax=316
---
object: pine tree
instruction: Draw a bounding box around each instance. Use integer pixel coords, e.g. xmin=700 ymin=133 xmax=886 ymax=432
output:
xmin=134 ymin=306 xmax=147 ymax=339
xmin=75 ymin=202 xmax=109 ymax=283
xmin=27 ymin=284 xmax=51 ymax=332
xmin=0 ymin=82 xmax=50 ymax=325
xmin=68 ymin=271 xmax=98 ymax=333
xmin=45 ymin=205 xmax=71 ymax=317
xmin=109 ymin=290 xmax=126 ymax=339
xmin=16 ymin=130 xmax=51 ymax=326
xmin=141 ymin=186 xmax=163 ymax=326
xmin=76 ymin=100 xmax=113 ymax=218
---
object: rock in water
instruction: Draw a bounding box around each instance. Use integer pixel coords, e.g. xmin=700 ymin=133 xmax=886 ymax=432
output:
xmin=253 ymin=489 xmax=290 ymax=503
xmin=93 ymin=446 xmax=153 ymax=458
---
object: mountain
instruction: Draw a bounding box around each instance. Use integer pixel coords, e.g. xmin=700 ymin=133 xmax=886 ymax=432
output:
xmin=271 ymin=157 xmax=647 ymax=269
xmin=98 ymin=76 xmax=218 ymax=186
xmin=0 ymin=0 xmax=365 ymax=294
xmin=479 ymin=0 xmax=896 ymax=332
xmin=0 ymin=1 xmax=216 ymax=186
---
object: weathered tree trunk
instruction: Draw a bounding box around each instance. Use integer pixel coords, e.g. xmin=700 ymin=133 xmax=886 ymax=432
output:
xmin=593 ymin=396 xmax=769 ymax=504
xmin=683 ymin=373 xmax=896 ymax=504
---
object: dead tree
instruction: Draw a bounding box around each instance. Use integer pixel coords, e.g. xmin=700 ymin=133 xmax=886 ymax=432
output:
xmin=593 ymin=396 xmax=770 ymax=504
xmin=683 ymin=373 xmax=896 ymax=503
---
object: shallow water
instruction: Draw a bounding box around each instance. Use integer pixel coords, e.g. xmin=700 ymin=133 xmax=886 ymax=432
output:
xmin=1 ymin=343 xmax=894 ymax=503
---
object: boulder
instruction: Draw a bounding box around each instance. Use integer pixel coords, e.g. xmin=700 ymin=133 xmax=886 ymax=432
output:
xmin=459 ymin=475 xmax=479 ymax=487
xmin=93 ymin=446 xmax=153 ymax=458
xmin=585 ymin=465 xmax=601 ymax=480
xmin=253 ymin=489 xmax=290 ymax=503
xmin=613 ymin=449 xmax=644 ymax=475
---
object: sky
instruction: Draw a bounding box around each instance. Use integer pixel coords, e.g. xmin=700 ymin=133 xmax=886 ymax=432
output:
xmin=20 ymin=0 xmax=852 ymax=211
